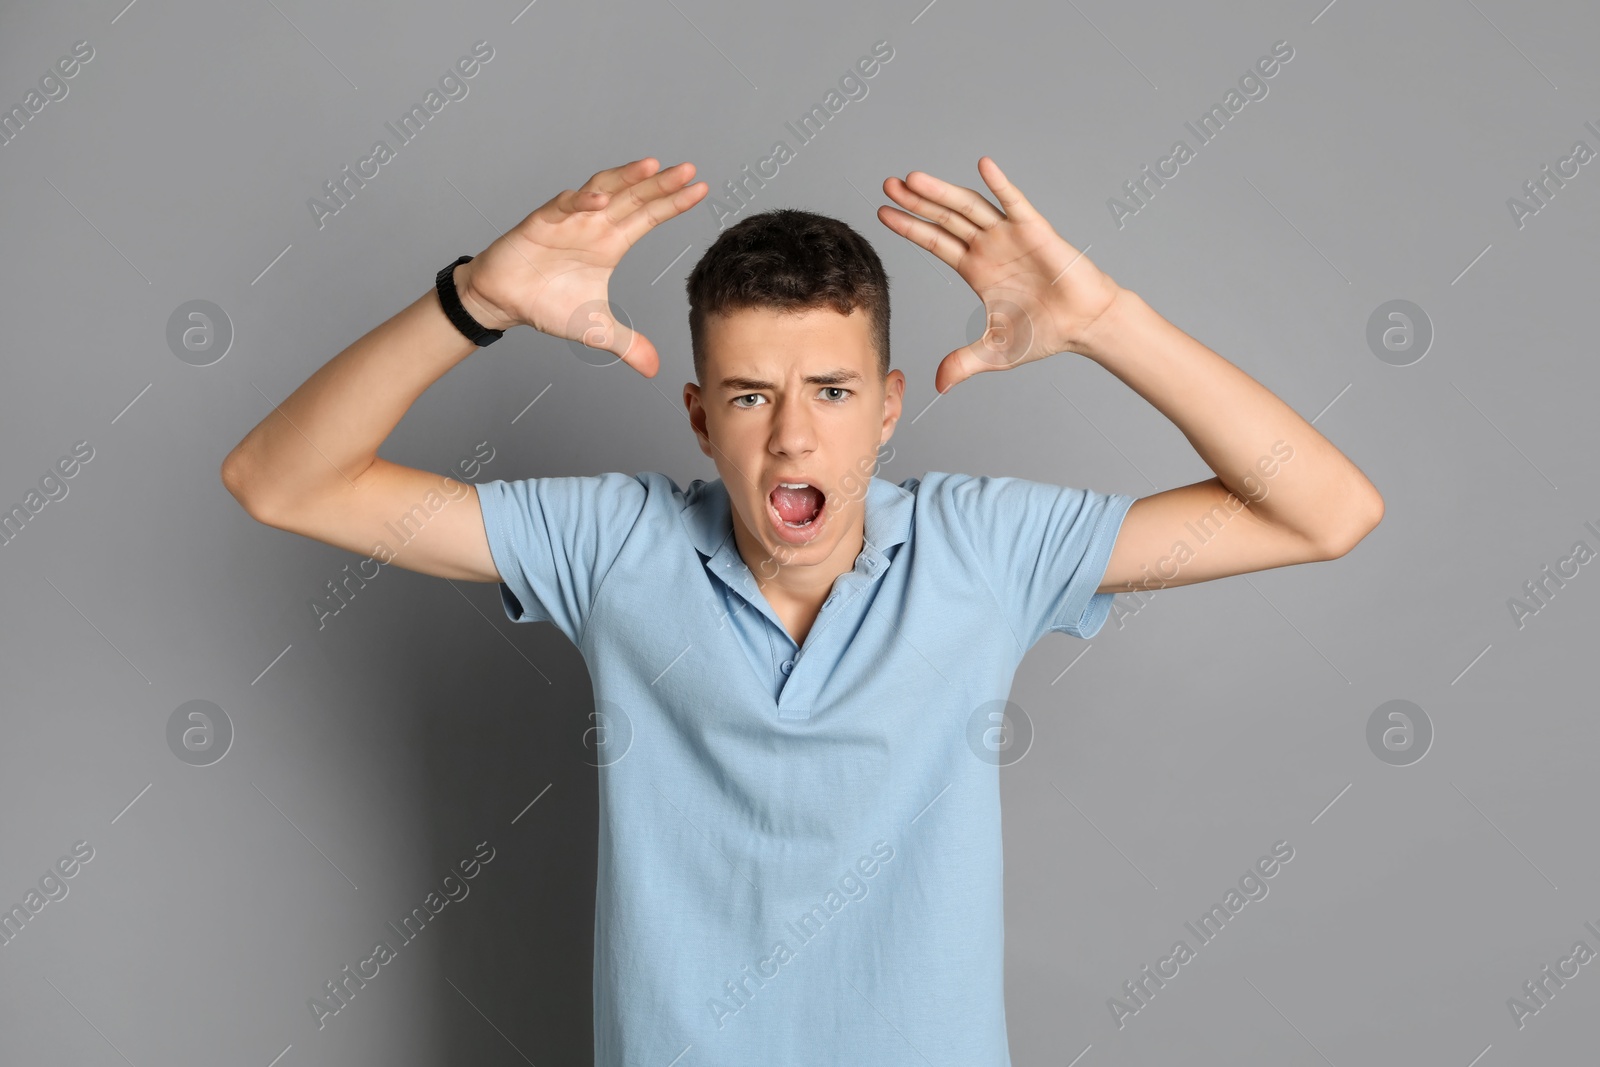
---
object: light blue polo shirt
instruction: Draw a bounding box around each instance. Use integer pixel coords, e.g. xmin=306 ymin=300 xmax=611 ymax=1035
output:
xmin=476 ymin=470 xmax=1135 ymax=1067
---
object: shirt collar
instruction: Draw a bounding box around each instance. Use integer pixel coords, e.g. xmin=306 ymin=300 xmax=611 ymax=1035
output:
xmin=681 ymin=475 xmax=915 ymax=563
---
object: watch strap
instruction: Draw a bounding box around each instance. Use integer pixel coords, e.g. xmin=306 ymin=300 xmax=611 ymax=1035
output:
xmin=435 ymin=254 xmax=505 ymax=346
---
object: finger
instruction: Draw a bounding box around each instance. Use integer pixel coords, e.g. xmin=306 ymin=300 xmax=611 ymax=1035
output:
xmin=619 ymin=179 xmax=709 ymax=243
xmin=579 ymin=157 xmax=661 ymax=195
xmin=875 ymin=204 xmax=969 ymax=268
xmin=976 ymin=156 xmax=1041 ymax=221
xmin=550 ymin=187 xmax=612 ymax=217
xmin=607 ymin=161 xmax=697 ymax=221
xmin=903 ymin=170 xmax=1004 ymax=231
xmin=535 ymin=163 xmax=660 ymax=223
xmin=882 ymin=177 xmax=980 ymax=243
xmin=620 ymin=179 xmax=711 ymax=243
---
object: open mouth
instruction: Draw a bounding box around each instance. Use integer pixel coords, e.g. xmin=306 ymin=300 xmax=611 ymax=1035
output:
xmin=768 ymin=482 xmax=826 ymax=531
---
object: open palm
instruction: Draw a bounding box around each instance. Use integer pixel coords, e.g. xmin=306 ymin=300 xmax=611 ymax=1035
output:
xmin=878 ymin=156 xmax=1123 ymax=393
xmin=464 ymin=157 xmax=707 ymax=376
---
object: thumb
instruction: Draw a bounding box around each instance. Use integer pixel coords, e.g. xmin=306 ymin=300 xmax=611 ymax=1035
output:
xmin=610 ymin=323 xmax=660 ymax=378
xmin=933 ymin=342 xmax=994 ymax=394
xmin=568 ymin=300 xmax=660 ymax=377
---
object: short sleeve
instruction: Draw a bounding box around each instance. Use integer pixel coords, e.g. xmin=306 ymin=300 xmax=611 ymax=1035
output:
xmin=474 ymin=472 xmax=650 ymax=648
xmin=942 ymin=473 xmax=1136 ymax=648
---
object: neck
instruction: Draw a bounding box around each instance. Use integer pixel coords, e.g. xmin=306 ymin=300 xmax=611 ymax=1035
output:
xmin=733 ymin=505 xmax=866 ymax=608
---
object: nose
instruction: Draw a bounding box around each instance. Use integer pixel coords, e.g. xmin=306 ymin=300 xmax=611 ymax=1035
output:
xmin=767 ymin=392 xmax=817 ymax=459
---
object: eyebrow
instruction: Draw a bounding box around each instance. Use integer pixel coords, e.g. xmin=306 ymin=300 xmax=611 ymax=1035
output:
xmin=719 ymin=369 xmax=865 ymax=392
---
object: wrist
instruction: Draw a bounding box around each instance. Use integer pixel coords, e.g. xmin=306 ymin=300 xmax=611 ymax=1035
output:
xmin=452 ymin=260 xmax=518 ymax=334
xmin=1070 ymin=286 xmax=1146 ymax=364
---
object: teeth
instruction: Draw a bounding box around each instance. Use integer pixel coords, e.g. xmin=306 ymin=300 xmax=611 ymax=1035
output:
xmin=777 ymin=482 xmax=810 ymax=489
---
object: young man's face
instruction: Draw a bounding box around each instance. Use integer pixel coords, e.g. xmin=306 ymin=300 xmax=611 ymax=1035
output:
xmin=684 ymin=305 xmax=905 ymax=579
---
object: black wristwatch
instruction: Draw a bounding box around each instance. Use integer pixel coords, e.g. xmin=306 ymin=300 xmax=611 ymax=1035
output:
xmin=435 ymin=254 xmax=505 ymax=346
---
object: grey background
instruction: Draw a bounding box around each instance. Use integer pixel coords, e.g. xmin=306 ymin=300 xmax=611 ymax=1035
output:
xmin=2 ymin=0 xmax=1596 ymax=1063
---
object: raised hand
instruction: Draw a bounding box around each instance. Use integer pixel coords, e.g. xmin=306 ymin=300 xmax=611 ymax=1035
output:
xmin=455 ymin=157 xmax=708 ymax=377
xmin=878 ymin=156 xmax=1124 ymax=393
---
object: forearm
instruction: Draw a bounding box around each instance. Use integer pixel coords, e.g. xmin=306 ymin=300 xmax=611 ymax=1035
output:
xmin=222 ymin=264 xmax=501 ymax=517
xmin=1074 ymin=288 xmax=1383 ymax=550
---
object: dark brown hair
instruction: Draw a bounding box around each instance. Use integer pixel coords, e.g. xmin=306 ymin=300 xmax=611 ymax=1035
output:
xmin=685 ymin=208 xmax=890 ymax=384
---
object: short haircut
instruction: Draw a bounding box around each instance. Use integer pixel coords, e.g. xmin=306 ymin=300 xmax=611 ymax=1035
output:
xmin=685 ymin=208 xmax=891 ymax=386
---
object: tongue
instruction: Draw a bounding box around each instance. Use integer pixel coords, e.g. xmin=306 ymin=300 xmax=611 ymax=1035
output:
xmin=771 ymin=485 xmax=823 ymax=523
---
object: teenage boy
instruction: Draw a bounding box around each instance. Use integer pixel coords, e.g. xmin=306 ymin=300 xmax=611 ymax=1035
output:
xmin=222 ymin=155 xmax=1381 ymax=1066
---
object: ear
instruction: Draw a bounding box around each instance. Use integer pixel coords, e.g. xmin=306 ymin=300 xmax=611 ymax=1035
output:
xmin=881 ymin=369 xmax=906 ymax=436
xmin=683 ymin=382 xmax=712 ymax=458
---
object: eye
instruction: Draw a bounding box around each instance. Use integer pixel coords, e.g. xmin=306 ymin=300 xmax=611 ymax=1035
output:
xmin=731 ymin=393 xmax=766 ymax=409
xmin=820 ymin=387 xmax=852 ymax=402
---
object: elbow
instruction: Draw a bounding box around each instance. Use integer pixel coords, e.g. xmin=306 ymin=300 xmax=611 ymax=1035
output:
xmin=220 ymin=452 xmax=254 ymax=516
xmin=1318 ymin=489 xmax=1384 ymax=560
xmin=220 ymin=448 xmax=278 ymax=526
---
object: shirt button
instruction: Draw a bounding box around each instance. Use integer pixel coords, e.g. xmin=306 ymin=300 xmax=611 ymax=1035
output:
xmin=780 ymin=659 xmax=794 ymax=675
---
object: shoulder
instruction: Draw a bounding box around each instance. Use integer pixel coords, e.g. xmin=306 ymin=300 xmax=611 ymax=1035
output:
xmin=889 ymin=471 xmax=993 ymax=542
xmin=475 ymin=471 xmax=675 ymax=539
xmin=477 ymin=469 xmax=657 ymax=510
xmin=910 ymin=470 xmax=1096 ymax=499
xmin=904 ymin=470 xmax=1035 ymax=514
xmin=906 ymin=470 xmax=1116 ymax=534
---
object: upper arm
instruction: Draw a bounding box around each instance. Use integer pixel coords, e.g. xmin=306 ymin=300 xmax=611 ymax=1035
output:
xmin=231 ymin=456 xmax=502 ymax=582
xmin=473 ymin=471 xmax=650 ymax=646
xmin=1097 ymin=478 xmax=1333 ymax=595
